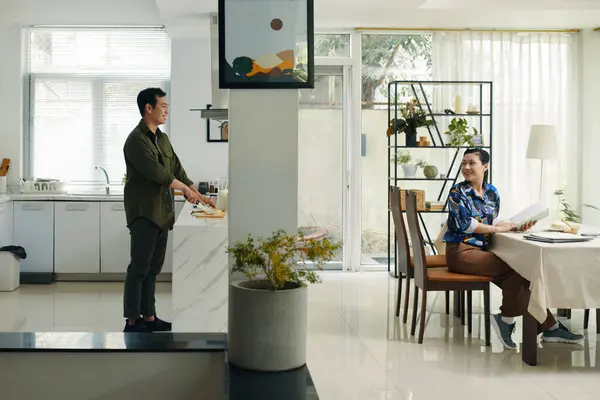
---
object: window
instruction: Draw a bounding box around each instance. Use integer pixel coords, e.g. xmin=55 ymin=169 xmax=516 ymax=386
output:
xmin=25 ymin=26 xmax=171 ymax=182
xmin=360 ymin=34 xmax=433 ymax=265
xmin=361 ymin=34 xmax=432 ymax=109
xmin=314 ymin=34 xmax=351 ymax=57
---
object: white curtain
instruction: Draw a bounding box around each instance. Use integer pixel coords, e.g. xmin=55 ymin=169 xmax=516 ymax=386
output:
xmin=432 ymin=31 xmax=580 ymax=217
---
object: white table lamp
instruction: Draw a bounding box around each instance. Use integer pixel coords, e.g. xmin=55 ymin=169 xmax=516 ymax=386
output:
xmin=526 ymin=125 xmax=558 ymax=200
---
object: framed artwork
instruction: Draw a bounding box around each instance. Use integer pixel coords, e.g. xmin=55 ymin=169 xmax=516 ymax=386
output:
xmin=218 ymin=0 xmax=314 ymax=89
xmin=205 ymin=105 xmax=229 ymax=143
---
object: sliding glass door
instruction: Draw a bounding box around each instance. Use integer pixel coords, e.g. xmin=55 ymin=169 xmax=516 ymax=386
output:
xmin=298 ymin=65 xmax=351 ymax=270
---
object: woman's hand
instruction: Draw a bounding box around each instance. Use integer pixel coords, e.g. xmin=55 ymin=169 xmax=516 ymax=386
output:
xmin=494 ymin=221 xmax=517 ymax=233
xmin=518 ymin=220 xmax=537 ymax=232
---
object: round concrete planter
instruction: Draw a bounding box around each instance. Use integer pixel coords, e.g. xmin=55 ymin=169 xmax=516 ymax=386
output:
xmin=228 ymin=280 xmax=308 ymax=372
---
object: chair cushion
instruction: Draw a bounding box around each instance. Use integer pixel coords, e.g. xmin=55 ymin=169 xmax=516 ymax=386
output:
xmin=410 ymin=255 xmax=446 ymax=268
xmin=427 ymin=268 xmax=492 ymax=282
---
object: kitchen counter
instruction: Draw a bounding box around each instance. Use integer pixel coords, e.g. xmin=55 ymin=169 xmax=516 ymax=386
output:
xmin=172 ymin=202 xmax=228 ymax=333
xmin=6 ymin=192 xmax=186 ymax=202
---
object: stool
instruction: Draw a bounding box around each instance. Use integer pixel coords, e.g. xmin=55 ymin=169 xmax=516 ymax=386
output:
xmin=0 ymin=252 xmax=20 ymax=291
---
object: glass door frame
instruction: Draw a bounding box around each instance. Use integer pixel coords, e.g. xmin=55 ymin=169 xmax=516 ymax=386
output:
xmin=311 ymin=55 xmax=358 ymax=272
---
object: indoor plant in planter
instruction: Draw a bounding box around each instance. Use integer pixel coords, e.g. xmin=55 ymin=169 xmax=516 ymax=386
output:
xmin=554 ymin=189 xmax=599 ymax=223
xmin=386 ymin=99 xmax=434 ymax=147
xmin=393 ymin=151 xmax=419 ymax=178
xmin=226 ymin=229 xmax=340 ymax=372
xmin=444 ymin=117 xmax=480 ymax=147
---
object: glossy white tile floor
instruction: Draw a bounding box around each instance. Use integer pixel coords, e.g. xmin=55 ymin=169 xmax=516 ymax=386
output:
xmin=1 ymin=272 xmax=599 ymax=399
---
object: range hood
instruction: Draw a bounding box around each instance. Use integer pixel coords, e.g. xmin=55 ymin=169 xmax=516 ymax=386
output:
xmin=193 ymin=13 xmax=229 ymax=120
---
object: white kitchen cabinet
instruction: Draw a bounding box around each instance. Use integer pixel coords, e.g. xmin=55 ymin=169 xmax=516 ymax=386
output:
xmin=0 ymin=201 xmax=14 ymax=247
xmin=54 ymin=202 xmax=100 ymax=274
xmin=100 ymin=201 xmax=184 ymax=275
xmin=100 ymin=202 xmax=130 ymax=274
xmin=13 ymin=201 xmax=54 ymax=274
xmin=163 ymin=200 xmax=185 ymax=274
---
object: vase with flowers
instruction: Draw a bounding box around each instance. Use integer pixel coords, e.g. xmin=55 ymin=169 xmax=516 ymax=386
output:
xmin=386 ymin=99 xmax=434 ymax=147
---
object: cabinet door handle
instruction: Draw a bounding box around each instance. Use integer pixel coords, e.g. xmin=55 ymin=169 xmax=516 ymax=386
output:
xmin=111 ymin=204 xmax=126 ymax=211
xmin=22 ymin=203 xmax=45 ymax=211
xmin=65 ymin=203 xmax=89 ymax=211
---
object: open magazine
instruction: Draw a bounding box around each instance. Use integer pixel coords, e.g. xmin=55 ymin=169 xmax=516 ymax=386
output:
xmin=509 ymin=202 xmax=550 ymax=227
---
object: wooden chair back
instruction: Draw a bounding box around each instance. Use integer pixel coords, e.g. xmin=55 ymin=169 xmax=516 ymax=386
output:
xmin=405 ymin=191 xmax=428 ymax=289
xmin=389 ymin=186 xmax=410 ymax=276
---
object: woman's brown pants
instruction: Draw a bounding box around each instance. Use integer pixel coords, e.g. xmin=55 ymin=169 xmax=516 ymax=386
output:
xmin=446 ymin=242 xmax=556 ymax=332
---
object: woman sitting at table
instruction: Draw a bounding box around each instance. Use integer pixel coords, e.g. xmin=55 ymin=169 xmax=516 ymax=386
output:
xmin=443 ymin=148 xmax=583 ymax=350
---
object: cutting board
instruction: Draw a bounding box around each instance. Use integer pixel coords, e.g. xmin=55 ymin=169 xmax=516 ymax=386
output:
xmin=191 ymin=210 xmax=226 ymax=219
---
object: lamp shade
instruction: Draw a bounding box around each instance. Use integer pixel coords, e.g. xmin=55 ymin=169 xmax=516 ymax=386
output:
xmin=526 ymin=125 xmax=558 ymax=160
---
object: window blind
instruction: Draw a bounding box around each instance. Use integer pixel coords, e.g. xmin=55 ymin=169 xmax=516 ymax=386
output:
xmin=26 ymin=26 xmax=171 ymax=183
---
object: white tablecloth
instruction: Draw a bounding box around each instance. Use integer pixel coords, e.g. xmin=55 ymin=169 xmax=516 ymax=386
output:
xmin=490 ymin=231 xmax=600 ymax=323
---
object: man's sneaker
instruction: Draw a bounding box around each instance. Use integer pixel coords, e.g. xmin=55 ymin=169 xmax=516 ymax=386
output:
xmin=123 ymin=319 xmax=150 ymax=333
xmin=145 ymin=315 xmax=172 ymax=332
xmin=491 ymin=313 xmax=517 ymax=350
xmin=542 ymin=321 xmax=584 ymax=344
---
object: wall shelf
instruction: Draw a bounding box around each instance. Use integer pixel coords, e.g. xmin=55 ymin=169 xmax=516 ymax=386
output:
xmin=387 ymin=80 xmax=494 ymax=278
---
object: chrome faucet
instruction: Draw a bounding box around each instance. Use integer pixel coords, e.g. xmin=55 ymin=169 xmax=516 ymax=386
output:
xmin=95 ymin=166 xmax=110 ymax=194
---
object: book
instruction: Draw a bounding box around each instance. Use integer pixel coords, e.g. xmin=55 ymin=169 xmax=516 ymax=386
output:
xmin=509 ymin=202 xmax=549 ymax=227
xmin=524 ymin=232 xmax=594 ymax=243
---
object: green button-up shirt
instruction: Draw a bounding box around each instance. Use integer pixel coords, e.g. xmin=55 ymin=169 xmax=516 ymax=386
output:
xmin=123 ymin=119 xmax=193 ymax=231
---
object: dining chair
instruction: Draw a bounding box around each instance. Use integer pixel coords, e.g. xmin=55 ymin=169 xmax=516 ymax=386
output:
xmin=583 ymin=309 xmax=600 ymax=333
xmin=404 ymin=191 xmax=492 ymax=345
xmin=389 ymin=186 xmax=448 ymax=323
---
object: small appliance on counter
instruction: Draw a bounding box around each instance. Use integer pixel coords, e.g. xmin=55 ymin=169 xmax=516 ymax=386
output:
xmin=198 ymin=181 xmax=210 ymax=194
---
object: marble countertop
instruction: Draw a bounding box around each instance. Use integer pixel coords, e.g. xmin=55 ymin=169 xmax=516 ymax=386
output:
xmin=175 ymin=201 xmax=228 ymax=228
xmin=5 ymin=192 xmax=186 ymax=202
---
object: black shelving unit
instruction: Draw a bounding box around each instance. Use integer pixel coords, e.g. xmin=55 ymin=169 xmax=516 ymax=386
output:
xmin=387 ymin=80 xmax=493 ymax=278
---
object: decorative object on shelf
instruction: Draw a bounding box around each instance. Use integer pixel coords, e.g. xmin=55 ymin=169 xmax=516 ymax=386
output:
xmin=218 ymin=0 xmax=314 ymax=89
xmin=440 ymin=173 xmax=447 ymax=179
xmin=553 ymin=189 xmax=599 ymax=223
xmin=386 ymin=99 xmax=434 ymax=147
xmin=204 ymin=104 xmax=229 ymax=142
xmin=454 ymin=92 xmax=462 ymax=114
xmin=471 ymin=134 xmax=483 ymax=146
xmin=466 ymin=104 xmax=480 ymax=114
xmin=527 ymin=125 xmax=558 ymax=200
xmin=425 ymin=201 xmax=445 ymax=211
xmin=393 ymin=151 xmax=418 ymax=178
xmin=226 ymin=229 xmax=340 ymax=371
xmin=400 ymin=189 xmax=426 ymax=211
xmin=444 ymin=117 xmax=480 ymax=147
xmin=419 ymin=161 xmax=439 ymax=179
xmin=417 ymin=136 xmax=430 ymax=147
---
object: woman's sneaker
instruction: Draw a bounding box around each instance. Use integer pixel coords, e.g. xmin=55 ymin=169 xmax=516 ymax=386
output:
xmin=491 ymin=314 xmax=517 ymax=350
xmin=542 ymin=321 xmax=584 ymax=344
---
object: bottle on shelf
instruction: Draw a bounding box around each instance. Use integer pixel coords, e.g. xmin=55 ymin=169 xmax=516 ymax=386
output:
xmin=454 ymin=92 xmax=462 ymax=114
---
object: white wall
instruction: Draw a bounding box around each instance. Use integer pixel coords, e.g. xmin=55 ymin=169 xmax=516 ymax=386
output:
xmin=0 ymin=0 xmax=162 ymax=186
xmin=581 ymin=29 xmax=600 ymax=226
xmin=169 ymin=23 xmax=228 ymax=183
xmin=228 ymin=90 xmax=298 ymax=245
xmin=0 ymin=0 xmax=223 ymax=187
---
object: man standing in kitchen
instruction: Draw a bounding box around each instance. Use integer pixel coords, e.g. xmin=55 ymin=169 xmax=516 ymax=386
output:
xmin=122 ymin=87 xmax=214 ymax=333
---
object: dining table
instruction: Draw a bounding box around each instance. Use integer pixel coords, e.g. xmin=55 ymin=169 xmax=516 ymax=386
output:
xmin=490 ymin=227 xmax=600 ymax=366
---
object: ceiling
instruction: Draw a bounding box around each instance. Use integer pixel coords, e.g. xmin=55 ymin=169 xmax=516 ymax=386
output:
xmin=153 ymin=0 xmax=600 ymax=29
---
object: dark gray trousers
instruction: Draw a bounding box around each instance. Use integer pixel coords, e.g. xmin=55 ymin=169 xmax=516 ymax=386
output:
xmin=123 ymin=218 xmax=168 ymax=319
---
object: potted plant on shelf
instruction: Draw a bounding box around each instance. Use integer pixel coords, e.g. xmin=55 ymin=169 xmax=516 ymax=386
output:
xmin=386 ymin=99 xmax=434 ymax=147
xmin=226 ymin=229 xmax=341 ymax=372
xmin=444 ymin=117 xmax=481 ymax=147
xmin=392 ymin=151 xmax=419 ymax=178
